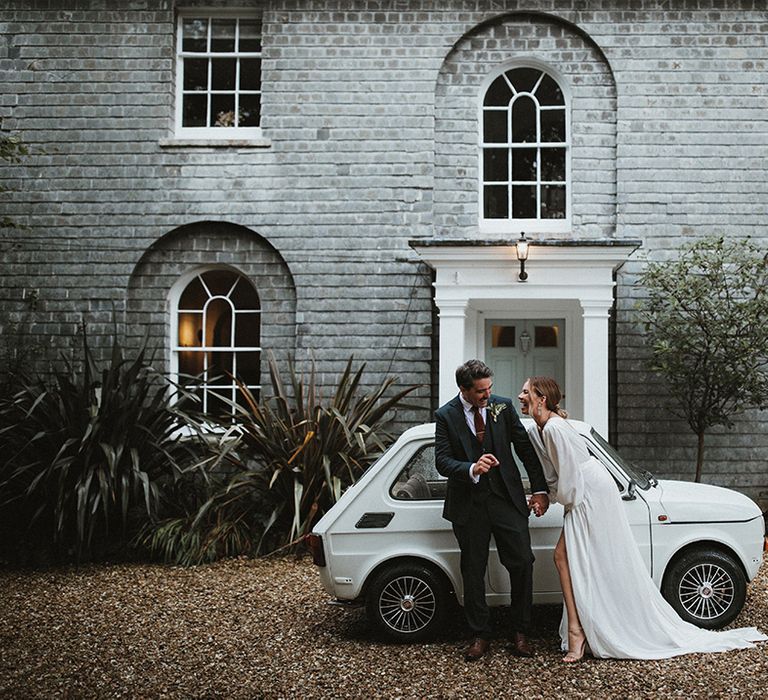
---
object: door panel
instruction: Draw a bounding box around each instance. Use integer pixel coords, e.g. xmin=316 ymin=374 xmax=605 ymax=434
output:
xmin=485 ymin=318 xmax=565 ymax=406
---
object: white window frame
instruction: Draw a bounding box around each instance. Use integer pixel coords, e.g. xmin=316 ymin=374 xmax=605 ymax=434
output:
xmin=174 ymin=9 xmax=263 ymax=139
xmin=169 ymin=265 xmax=262 ymax=417
xmin=478 ymin=59 xmax=571 ymax=234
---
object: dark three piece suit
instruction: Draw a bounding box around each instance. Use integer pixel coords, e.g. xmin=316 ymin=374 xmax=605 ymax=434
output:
xmin=435 ymin=394 xmax=548 ymax=639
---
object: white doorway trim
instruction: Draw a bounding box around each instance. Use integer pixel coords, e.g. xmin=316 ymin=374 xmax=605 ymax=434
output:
xmin=411 ymin=239 xmax=640 ymax=437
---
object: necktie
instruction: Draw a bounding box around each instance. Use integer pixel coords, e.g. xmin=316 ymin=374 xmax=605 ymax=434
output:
xmin=472 ymin=405 xmax=485 ymax=443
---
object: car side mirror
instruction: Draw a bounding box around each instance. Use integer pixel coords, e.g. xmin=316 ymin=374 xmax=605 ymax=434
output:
xmin=622 ymin=480 xmax=637 ymax=501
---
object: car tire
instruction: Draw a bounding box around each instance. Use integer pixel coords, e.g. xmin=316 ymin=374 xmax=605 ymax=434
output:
xmin=365 ymin=561 xmax=449 ymax=642
xmin=661 ymin=548 xmax=747 ymax=629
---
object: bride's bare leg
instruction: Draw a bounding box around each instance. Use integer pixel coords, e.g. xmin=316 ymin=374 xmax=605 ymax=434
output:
xmin=554 ymin=531 xmax=587 ymax=662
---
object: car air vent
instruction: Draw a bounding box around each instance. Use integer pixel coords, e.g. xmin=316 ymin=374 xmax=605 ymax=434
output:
xmin=355 ymin=512 xmax=394 ymax=529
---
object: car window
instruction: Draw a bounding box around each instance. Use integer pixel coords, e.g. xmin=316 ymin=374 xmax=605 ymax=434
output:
xmin=589 ymin=429 xmax=651 ymax=490
xmin=586 ymin=444 xmax=624 ymax=492
xmin=390 ymin=444 xmax=447 ymax=501
xmin=511 ymin=438 xmax=624 ymax=493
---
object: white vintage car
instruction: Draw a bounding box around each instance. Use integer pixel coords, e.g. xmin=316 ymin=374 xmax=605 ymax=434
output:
xmin=308 ymin=421 xmax=766 ymax=642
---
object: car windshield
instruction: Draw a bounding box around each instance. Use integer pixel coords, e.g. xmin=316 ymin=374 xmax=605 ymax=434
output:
xmin=589 ymin=428 xmax=652 ymax=490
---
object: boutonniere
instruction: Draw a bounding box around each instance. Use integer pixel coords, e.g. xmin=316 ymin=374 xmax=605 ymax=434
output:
xmin=488 ymin=402 xmax=508 ymax=423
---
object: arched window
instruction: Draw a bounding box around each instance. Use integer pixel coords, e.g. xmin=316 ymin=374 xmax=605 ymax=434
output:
xmin=172 ymin=268 xmax=261 ymax=416
xmin=481 ymin=65 xmax=569 ymax=229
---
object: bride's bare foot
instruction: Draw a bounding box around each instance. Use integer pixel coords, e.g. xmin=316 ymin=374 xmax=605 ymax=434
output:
xmin=563 ymin=628 xmax=587 ymax=663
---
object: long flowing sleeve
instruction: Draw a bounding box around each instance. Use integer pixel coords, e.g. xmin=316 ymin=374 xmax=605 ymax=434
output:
xmin=525 ymin=423 xmax=559 ymax=495
xmin=541 ymin=418 xmax=586 ymax=509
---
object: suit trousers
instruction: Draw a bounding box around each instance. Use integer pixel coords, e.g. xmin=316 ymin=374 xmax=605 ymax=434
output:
xmin=452 ymin=489 xmax=534 ymax=638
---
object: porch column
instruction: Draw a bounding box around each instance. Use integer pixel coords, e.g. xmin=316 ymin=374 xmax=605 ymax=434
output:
xmin=437 ymin=300 xmax=469 ymax=405
xmin=581 ymin=300 xmax=612 ymax=437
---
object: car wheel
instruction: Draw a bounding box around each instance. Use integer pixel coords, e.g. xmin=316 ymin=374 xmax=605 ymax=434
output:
xmin=365 ymin=562 xmax=449 ymax=642
xmin=661 ymin=548 xmax=747 ymax=629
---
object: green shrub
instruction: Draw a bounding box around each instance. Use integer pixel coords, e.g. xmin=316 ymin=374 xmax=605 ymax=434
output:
xmin=0 ymin=331 xmax=204 ymax=563
xmin=138 ymin=355 xmax=420 ymax=562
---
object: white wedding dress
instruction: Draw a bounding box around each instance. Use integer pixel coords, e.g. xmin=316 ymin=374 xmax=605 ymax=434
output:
xmin=527 ymin=415 xmax=767 ymax=659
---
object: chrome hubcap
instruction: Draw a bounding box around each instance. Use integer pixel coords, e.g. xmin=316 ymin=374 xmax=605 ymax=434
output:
xmin=678 ymin=563 xmax=734 ymax=620
xmin=379 ymin=575 xmax=436 ymax=633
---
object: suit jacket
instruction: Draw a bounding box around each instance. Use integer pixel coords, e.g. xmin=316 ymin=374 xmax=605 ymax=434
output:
xmin=435 ymin=394 xmax=547 ymax=525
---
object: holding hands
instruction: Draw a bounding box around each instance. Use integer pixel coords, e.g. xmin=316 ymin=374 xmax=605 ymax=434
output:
xmin=529 ymin=493 xmax=550 ymax=517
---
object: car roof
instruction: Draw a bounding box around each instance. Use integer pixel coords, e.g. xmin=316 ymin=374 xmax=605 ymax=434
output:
xmin=402 ymin=418 xmax=593 ymax=440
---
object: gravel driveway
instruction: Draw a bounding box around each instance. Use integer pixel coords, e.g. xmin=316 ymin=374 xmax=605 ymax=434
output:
xmin=1 ymin=553 xmax=766 ymax=699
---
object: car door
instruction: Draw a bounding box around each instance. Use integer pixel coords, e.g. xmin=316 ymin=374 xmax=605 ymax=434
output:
xmin=488 ymin=440 xmax=653 ymax=597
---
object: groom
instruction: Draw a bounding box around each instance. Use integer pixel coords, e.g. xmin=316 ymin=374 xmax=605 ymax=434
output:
xmin=435 ymin=359 xmax=549 ymax=661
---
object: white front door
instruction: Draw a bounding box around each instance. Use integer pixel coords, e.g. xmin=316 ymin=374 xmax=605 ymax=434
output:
xmin=484 ymin=318 xmax=566 ymax=404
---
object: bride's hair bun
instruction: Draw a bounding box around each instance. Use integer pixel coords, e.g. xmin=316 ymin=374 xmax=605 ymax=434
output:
xmin=529 ymin=376 xmax=568 ymax=418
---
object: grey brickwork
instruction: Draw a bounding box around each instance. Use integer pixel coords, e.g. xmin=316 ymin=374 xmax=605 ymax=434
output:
xmin=1 ymin=0 xmax=767 ymax=501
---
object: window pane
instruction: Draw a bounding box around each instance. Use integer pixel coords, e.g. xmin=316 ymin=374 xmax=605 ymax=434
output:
xmin=211 ymin=58 xmax=236 ymax=91
xmin=541 ymin=109 xmax=565 ymax=142
xmin=484 ymin=185 xmax=508 ymax=218
xmin=236 ymin=386 xmax=260 ymax=411
xmin=205 ymin=298 xmax=233 ymax=347
xmin=484 ymin=75 xmax=512 ymax=106
xmin=178 ymin=386 xmax=204 ymax=413
xmin=211 ymin=18 xmax=236 ymax=52
xmin=535 ymin=325 xmax=559 ymax=348
xmin=178 ymin=312 xmax=203 ymax=347
xmin=183 ymin=58 xmax=208 ymax=91
xmin=541 ymin=185 xmax=566 ymax=219
xmin=182 ymin=93 xmax=207 ymax=127
xmin=228 ymin=277 xmax=260 ymax=307
xmin=239 ymin=19 xmax=262 ymax=52
xmin=211 ymin=94 xmax=236 ymax=127
xmin=240 ymin=58 xmax=261 ymax=91
xmin=512 ymin=185 xmax=536 ymax=218
xmin=541 ymin=148 xmax=566 ymax=181
xmin=508 ymin=67 xmax=541 ymax=94
xmin=234 ymin=314 xmax=260 ymax=347
xmin=201 ymin=270 xmax=238 ymax=297
xmin=511 ymin=97 xmax=537 ymax=143
xmin=179 ymin=276 xmax=208 ymax=308
xmin=512 ymin=148 xmax=537 ymax=181
xmin=206 ymin=389 xmax=232 ymax=417
xmin=536 ymin=74 xmax=564 ymax=105
xmin=239 ymin=94 xmax=261 ymax=127
xmin=492 ymin=325 xmax=516 ymax=348
xmin=178 ymin=350 xmax=204 ymax=378
xmin=483 ymin=111 xmax=507 ymax=143
xmin=483 ymin=148 xmax=508 ymax=182
xmin=182 ymin=18 xmax=207 ymax=53
xmin=235 ymin=351 xmax=261 ymax=384
xmin=201 ymin=270 xmax=237 ymax=296
xmin=207 ymin=351 xmax=233 ymax=379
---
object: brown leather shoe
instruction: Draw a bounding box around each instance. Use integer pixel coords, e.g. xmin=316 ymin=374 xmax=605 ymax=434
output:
xmin=464 ymin=637 xmax=490 ymax=661
xmin=511 ymin=632 xmax=533 ymax=658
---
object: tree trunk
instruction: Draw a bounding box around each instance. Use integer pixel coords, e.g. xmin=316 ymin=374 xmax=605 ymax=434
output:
xmin=694 ymin=430 xmax=706 ymax=483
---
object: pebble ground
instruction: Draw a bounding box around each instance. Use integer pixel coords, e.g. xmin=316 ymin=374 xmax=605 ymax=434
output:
xmin=1 ymin=552 xmax=766 ymax=699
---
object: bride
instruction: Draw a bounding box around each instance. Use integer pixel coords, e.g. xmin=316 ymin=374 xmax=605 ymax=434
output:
xmin=518 ymin=376 xmax=767 ymax=661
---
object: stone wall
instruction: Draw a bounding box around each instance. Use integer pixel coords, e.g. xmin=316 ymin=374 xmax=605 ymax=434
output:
xmin=1 ymin=0 xmax=767 ymax=498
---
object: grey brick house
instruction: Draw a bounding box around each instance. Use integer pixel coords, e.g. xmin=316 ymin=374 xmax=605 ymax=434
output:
xmin=1 ymin=0 xmax=767 ymax=503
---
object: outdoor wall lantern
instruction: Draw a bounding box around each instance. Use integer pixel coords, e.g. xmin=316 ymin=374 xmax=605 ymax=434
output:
xmin=515 ymin=232 xmax=529 ymax=282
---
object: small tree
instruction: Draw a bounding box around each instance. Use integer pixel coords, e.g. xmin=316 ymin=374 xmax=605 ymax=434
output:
xmin=638 ymin=237 xmax=768 ymax=482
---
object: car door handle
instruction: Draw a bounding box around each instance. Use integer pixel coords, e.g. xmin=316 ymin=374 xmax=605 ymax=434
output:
xmin=355 ymin=512 xmax=395 ymax=528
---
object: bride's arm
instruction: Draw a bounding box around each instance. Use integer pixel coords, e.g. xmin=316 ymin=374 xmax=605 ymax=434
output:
xmin=525 ymin=423 xmax=560 ymax=500
xmin=542 ymin=421 xmax=585 ymax=509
